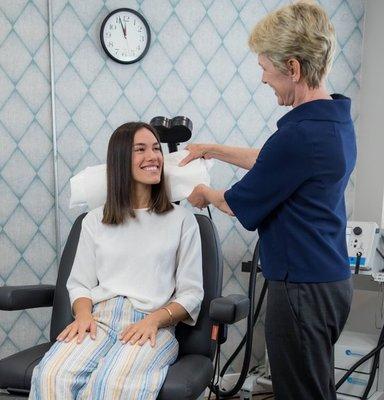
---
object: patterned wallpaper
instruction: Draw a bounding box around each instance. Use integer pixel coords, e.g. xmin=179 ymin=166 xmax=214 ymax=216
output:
xmin=0 ymin=0 xmax=55 ymax=359
xmin=0 ymin=0 xmax=365 ymax=373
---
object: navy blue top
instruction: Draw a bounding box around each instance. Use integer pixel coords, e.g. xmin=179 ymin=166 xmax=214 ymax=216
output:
xmin=224 ymin=94 xmax=356 ymax=282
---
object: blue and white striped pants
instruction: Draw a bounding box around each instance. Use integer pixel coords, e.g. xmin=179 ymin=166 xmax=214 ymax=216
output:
xmin=29 ymin=296 xmax=179 ymax=400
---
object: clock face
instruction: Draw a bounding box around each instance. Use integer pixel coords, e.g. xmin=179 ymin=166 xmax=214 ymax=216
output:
xmin=100 ymin=8 xmax=151 ymax=64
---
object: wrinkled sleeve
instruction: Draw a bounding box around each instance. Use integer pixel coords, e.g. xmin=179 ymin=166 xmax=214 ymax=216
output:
xmin=224 ymin=126 xmax=312 ymax=231
xmin=66 ymin=216 xmax=98 ymax=309
xmin=173 ymin=212 xmax=204 ymax=326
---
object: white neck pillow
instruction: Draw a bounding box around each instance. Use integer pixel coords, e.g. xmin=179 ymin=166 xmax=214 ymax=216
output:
xmin=69 ymin=150 xmax=213 ymax=209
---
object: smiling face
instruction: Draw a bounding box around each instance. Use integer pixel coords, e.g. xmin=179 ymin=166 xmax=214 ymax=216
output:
xmin=131 ymin=128 xmax=163 ymax=187
xmin=258 ymin=53 xmax=296 ymax=107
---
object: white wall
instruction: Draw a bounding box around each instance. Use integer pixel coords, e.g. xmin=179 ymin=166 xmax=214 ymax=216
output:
xmin=354 ymin=0 xmax=384 ymax=227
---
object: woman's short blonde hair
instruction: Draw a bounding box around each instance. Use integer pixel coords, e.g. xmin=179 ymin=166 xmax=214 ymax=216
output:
xmin=248 ymin=1 xmax=335 ymax=88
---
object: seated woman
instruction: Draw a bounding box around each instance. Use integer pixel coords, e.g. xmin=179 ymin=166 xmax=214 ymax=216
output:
xmin=29 ymin=122 xmax=204 ymax=400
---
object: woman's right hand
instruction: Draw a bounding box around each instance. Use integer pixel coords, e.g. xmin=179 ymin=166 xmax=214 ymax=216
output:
xmin=179 ymin=144 xmax=212 ymax=166
xmin=56 ymin=312 xmax=97 ymax=344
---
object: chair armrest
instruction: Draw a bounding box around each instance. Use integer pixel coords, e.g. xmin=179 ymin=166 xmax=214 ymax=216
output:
xmin=0 ymin=285 xmax=55 ymax=310
xmin=209 ymin=294 xmax=249 ymax=324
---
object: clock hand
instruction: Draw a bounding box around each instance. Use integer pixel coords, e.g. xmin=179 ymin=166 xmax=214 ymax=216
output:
xmin=118 ymin=17 xmax=126 ymax=38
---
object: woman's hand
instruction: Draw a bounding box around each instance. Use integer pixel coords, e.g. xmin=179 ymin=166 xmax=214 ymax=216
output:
xmin=188 ymin=185 xmax=234 ymax=216
xmin=120 ymin=314 xmax=160 ymax=347
xmin=179 ymin=144 xmax=212 ymax=166
xmin=187 ymin=184 xmax=210 ymax=209
xmin=57 ymin=312 xmax=97 ymax=344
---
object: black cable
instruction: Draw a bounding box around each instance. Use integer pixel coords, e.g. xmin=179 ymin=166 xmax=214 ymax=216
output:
xmin=208 ymin=341 xmax=221 ymax=400
xmin=361 ymin=322 xmax=384 ymax=399
xmin=354 ymin=251 xmax=362 ymax=275
xmin=207 ymin=205 xmax=213 ymax=220
xmin=377 ymin=247 xmax=384 ymax=260
xmin=336 ymin=340 xmax=384 ymax=389
xmin=335 ymin=302 xmax=384 ymax=395
xmin=218 ymin=241 xmax=259 ymax=397
xmin=361 ymin=350 xmax=379 ymax=399
xmin=215 ymin=345 xmax=221 ymax=398
xmin=208 ymin=343 xmax=219 ymax=399
xmin=362 ymin=343 xmax=383 ymax=399
xmin=205 ymin=201 xmax=267 ymax=398
xmin=220 ymin=279 xmax=268 ymax=378
xmin=214 ymin=343 xmax=221 ymax=388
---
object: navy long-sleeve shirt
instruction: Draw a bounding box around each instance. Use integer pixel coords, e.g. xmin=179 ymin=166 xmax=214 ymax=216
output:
xmin=224 ymin=94 xmax=357 ymax=282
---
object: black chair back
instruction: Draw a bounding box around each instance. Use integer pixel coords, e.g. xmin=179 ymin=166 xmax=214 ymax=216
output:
xmin=50 ymin=213 xmax=223 ymax=361
xmin=50 ymin=214 xmax=86 ymax=341
xmin=176 ymin=214 xmax=223 ymax=360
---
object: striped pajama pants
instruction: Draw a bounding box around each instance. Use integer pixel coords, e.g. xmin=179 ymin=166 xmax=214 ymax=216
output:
xmin=29 ymin=296 xmax=179 ymax=400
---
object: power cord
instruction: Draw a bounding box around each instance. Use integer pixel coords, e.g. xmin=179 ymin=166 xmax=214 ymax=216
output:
xmin=354 ymin=251 xmax=362 ymax=274
xmin=335 ymin=336 xmax=384 ymax=394
xmin=205 ymin=208 xmax=269 ymax=399
xmin=219 ymin=279 xmax=268 ymax=379
xmin=218 ymin=241 xmax=261 ymax=398
xmin=207 ymin=205 xmax=212 ymax=220
xmin=208 ymin=341 xmax=222 ymax=399
xmin=360 ymin=320 xmax=384 ymax=399
xmin=335 ymin=284 xmax=384 ymax=398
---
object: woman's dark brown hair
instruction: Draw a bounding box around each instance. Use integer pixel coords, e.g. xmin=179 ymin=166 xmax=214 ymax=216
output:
xmin=102 ymin=122 xmax=173 ymax=225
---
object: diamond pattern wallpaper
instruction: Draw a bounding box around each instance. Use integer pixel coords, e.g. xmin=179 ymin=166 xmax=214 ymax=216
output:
xmin=0 ymin=0 xmax=365 ymax=372
xmin=0 ymin=0 xmax=55 ymax=359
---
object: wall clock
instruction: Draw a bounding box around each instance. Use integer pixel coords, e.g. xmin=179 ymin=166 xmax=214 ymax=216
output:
xmin=100 ymin=8 xmax=151 ymax=64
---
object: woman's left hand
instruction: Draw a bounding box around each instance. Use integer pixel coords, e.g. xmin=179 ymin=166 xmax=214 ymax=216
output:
xmin=187 ymin=184 xmax=210 ymax=209
xmin=120 ymin=315 xmax=159 ymax=347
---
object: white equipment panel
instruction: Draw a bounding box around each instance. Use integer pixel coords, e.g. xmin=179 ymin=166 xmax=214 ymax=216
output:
xmin=347 ymin=221 xmax=380 ymax=274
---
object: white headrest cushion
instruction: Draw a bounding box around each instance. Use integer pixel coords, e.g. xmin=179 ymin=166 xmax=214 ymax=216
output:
xmin=69 ymin=150 xmax=213 ymax=209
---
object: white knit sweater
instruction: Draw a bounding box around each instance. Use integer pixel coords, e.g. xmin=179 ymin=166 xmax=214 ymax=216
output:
xmin=67 ymin=205 xmax=204 ymax=325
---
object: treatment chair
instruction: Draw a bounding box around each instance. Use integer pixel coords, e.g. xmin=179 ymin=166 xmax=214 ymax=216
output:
xmin=0 ymin=213 xmax=249 ymax=399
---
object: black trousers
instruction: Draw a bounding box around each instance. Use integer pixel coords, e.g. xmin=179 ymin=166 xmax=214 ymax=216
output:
xmin=265 ymin=278 xmax=353 ymax=400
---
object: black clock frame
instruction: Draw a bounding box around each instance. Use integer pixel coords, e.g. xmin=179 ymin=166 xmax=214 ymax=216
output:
xmin=100 ymin=8 xmax=151 ymax=65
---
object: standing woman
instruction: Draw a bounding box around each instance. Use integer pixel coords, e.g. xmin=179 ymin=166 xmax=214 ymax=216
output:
xmin=29 ymin=122 xmax=203 ymax=399
xmin=185 ymin=2 xmax=356 ymax=399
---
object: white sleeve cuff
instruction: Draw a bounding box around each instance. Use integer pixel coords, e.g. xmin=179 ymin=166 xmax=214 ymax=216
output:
xmin=173 ymin=293 xmax=203 ymax=326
